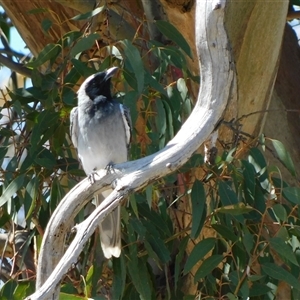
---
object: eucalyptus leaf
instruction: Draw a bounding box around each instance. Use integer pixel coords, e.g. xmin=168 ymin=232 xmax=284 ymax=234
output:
xmin=70 ymin=33 xmax=100 ymax=57
xmin=270 ymin=237 xmax=299 ymax=266
xmin=262 ymin=262 xmax=300 ymax=290
xmin=71 ymin=6 xmax=105 ymax=21
xmin=270 ymin=138 xmax=296 ymax=177
xmin=191 ymin=180 xmax=206 ymax=238
xmin=194 ymin=255 xmax=224 ymax=282
xmin=184 ymin=238 xmax=216 ymax=274
xmin=26 ymin=43 xmax=61 ymax=68
xmin=282 ymin=187 xmax=300 ymax=205
xmin=155 ymin=20 xmax=192 ymax=58
xmin=120 ymin=40 xmax=144 ymax=94
xmin=0 ymin=174 xmax=25 ymax=207
xmin=175 ymin=236 xmax=189 ymax=291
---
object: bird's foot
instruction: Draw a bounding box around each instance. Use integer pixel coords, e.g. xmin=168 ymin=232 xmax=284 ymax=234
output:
xmin=105 ymin=162 xmax=115 ymax=174
xmin=88 ymin=169 xmax=99 ymax=184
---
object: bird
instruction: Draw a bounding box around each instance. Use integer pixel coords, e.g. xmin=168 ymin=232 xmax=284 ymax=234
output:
xmin=70 ymin=66 xmax=132 ymax=259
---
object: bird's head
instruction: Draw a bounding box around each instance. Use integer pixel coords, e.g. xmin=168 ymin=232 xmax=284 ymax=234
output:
xmin=78 ymin=67 xmax=118 ymax=103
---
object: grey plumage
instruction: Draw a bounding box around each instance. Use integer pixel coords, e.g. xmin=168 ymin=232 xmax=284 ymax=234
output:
xmin=70 ymin=67 xmax=131 ymax=258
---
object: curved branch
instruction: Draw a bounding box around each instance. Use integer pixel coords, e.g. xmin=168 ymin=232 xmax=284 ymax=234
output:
xmin=0 ymin=54 xmax=32 ymax=78
xmin=0 ymin=27 xmax=32 ymax=78
xmin=0 ymin=49 xmax=31 ymax=60
xmin=27 ymin=0 xmax=236 ymax=299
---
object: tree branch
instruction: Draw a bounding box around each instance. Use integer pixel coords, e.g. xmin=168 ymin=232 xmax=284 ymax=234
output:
xmin=26 ymin=0 xmax=236 ymax=299
xmin=0 ymin=54 xmax=32 ymax=78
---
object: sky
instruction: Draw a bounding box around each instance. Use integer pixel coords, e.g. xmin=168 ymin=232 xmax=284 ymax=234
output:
xmin=0 ymin=22 xmax=31 ymax=89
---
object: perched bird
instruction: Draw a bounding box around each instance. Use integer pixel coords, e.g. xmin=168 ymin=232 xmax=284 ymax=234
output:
xmin=70 ymin=67 xmax=131 ymax=258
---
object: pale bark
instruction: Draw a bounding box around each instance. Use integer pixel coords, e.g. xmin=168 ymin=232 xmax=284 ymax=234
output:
xmin=225 ymin=1 xmax=289 ymax=139
xmin=25 ymin=1 xmax=236 ymax=299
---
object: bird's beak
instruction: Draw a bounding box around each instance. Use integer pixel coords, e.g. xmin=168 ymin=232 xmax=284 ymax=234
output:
xmin=105 ymin=67 xmax=118 ymax=80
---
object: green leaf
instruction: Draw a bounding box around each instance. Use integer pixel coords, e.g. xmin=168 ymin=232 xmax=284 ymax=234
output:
xmin=272 ymin=203 xmax=287 ymax=222
xmin=50 ymin=178 xmax=65 ymax=212
xmin=217 ymin=203 xmax=254 ymax=215
xmin=212 ymin=224 xmax=238 ymax=242
xmin=85 ymin=265 xmax=94 ymax=297
xmin=161 ymin=100 xmax=174 ymax=140
xmin=262 ymin=262 xmax=300 ymax=290
xmin=155 ymin=20 xmax=192 ymax=58
xmin=70 ymin=33 xmax=100 ymax=58
xmin=218 ymin=181 xmax=238 ymax=206
xmin=30 ymin=110 xmax=59 ymax=153
xmin=1 ymin=280 xmax=17 ymax=299
xmin=13 ymin=282 xmax=30 ymax=300
xmin=194 ymin=255 xmax=224 ymax=282
xmin=291 ymin=0 xmax=300 ymax=6
xmin=27 ymin=8 xmax=49 ymax=14
xmin=63 ymin=68 xmax=82 ymax=89
xmin=143 ymin=220 xmax=171 ymax=263
xmin=248 ymin=148 xmax=267 ymax=171
xmin=130 ymin=218 xmax=146 ymax=239
xmin=144 ymin=70 xmax=166 ymax=96
xmin=144 ymin=240 xmax=160 ymax=264
xmin=0 ymin=174 xmax=25 ymax=207
xmin=127 ymin=257 xmax=152 ymax=300
xmin=0 ymin=146 xmax=8 ymax=160
xmin=71 ymin=6 xmax=106 ymax=21
xmin=112 ymin=254 xmax=126 ymax=300
xmin=270 ymin=139 xmax=296 ymax=177
xmin=0 ymin=210 xmax=11 ymax=228
xmin=59 ymin=31 xmax=83 ymax=48
xmin=229 ymin=270 xmax=249 ymax=298
xmin=190 ymin=180 xmax=206 ymax=238
xmin=138 ymin=203 xmax=172 ymax=237
xmin=269 ymin=237 xmax=299 ymax=266
xmin=243 ymin=233 xmax=254 ymax=255
xmin=225 ymin=293 xmax=239 ymax=300
xmin=145 ymin=185 xmax=153 ymax=209
xmin=174 ymin=236 xmax=189 ymax=291
xmin=155 ymin=99 xmax=167 ymax=149
xmin=71 ymin=59 xmax=91 ymax=77
xmin=41 ymin=18 xmax=52 ymax=33
xmin=123 ymin=90 xmax=139 ymax=127
xmin=24 ymin=176 xmax=39 ymax=222
xmin=26 ymin=43 xmax=61 ymax=67
xmin=282 ymin=187 xmax=300 ymax=205
xmin=242 ymin=160 xmax=256 ymax=201
xmin=59 ymin=293 xmax=89 ymax=299
xmin=249 ymin=283 xmax=272 ymax=297
xmin=218 ymin=181 xmax=244 ymax=223
xmin=34 ymin=147 xmax=56 ymax=169
xmin=128 ymin=195 xmax=139 ymax=219
xmin=184 ymin=238 xmax=216 ymax=274
xmin=120 ymin=40 xmax=144 ymax=94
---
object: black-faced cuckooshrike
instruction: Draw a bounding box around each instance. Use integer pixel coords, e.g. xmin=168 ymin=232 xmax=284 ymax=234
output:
xmin=70 ymin=67 xmax=132 ymax=258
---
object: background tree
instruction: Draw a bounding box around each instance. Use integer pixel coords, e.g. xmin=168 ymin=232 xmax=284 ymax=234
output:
xmin=0 ymin=0 xmax=300 ymax=299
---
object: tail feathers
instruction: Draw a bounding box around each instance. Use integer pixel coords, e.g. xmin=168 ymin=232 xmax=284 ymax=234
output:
xmin=95 ymin=190 xmax=121 ymax=259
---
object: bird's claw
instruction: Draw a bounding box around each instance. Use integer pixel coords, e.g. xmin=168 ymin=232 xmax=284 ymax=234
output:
xmin=88 ymin=170 xmax=99 ymax=184
xmin=105 ymin=162 xmax=115 ymax=174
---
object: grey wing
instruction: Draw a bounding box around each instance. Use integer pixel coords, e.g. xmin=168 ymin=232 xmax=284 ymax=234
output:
xmin=70 ymin=106 xmax=79 ymax=149
xmin=119 ymin=104 xmax=132 ymax=148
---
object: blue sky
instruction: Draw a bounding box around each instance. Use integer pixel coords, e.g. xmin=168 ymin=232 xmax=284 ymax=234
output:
xmin=0 ymin=23 xmax=30 ymax=88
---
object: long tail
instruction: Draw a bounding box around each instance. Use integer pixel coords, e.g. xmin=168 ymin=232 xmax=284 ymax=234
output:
xmin=95 ymin=189 xmax=121 ymax=259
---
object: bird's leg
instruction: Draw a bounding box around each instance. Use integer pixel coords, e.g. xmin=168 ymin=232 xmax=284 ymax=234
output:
xmin=105 ymin=162 xmax=115 ymax=174
xmin=88 ymin=168 xmax=99 ymax=184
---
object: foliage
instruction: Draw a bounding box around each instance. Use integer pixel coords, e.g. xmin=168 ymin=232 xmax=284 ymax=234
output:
xmin=1 ymin=5 xmax=300 ymax=300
